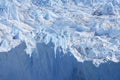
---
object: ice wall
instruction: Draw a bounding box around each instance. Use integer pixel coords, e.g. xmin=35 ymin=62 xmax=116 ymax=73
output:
xmin=0 ymin=0 xmax=120 ymax=66
xmin=0 ymin=42 xmax=120 ymax=80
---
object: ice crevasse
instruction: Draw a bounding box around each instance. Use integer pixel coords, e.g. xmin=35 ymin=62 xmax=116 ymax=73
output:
xmin=0 ymin=0 xmax=120 ymax=66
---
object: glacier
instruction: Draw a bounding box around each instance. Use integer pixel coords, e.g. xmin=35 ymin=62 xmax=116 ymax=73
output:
xmin=0 ymin=0 xmax=120 ymax=79
xmin=0 ymin=0 xmax=120 ymax=66
xmin=0 ymin=42 xmax=120 ymax=80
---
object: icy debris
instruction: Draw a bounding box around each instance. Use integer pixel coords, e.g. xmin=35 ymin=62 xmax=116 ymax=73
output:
xmin=0 ymin=0 xmax=120 ymax=66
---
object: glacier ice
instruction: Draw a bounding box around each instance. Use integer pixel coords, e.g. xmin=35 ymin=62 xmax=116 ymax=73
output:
xmin=1 ymin=42 xmax=120 ymax=80
xmin=0 ymin=0 xmax=120 ymax=66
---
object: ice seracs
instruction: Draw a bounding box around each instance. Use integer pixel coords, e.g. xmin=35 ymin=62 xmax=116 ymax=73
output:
xmin=0 ymin=0 xmax=120 ymax=66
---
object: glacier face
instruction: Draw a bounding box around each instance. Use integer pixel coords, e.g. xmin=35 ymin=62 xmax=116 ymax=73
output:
xmin=0 ymin=0 xmax=120 ymax=66
xmin=0 ymin=42 xmax=120 ymax=80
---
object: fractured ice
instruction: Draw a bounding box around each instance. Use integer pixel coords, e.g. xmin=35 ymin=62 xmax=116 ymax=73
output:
xmin=0 ymin=0 xmax=120 ymax=66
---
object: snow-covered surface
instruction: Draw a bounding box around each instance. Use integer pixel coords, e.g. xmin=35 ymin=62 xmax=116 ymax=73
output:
xmin=0 ymin=0 xmax=120 ymax=66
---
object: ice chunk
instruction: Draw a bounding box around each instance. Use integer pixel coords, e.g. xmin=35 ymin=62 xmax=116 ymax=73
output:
xmin=93 ymin=2 xmax=115 ymax=16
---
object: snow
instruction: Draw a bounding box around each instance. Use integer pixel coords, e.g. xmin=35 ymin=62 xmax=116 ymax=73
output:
xmin=0 ymin=0 xmax=120 ymax=66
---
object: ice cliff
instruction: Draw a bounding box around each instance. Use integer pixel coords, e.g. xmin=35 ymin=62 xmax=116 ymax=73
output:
xmin=0 ymin=0 xmax=120 ymax=66
xmin=0 ymin=42 xmax=120 ymax=80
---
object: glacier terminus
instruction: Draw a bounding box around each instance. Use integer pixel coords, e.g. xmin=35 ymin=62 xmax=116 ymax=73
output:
xmin=0 ymin=0 xmax=120 ymax=80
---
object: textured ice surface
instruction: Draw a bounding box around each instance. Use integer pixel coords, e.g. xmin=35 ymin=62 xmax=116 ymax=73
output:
xmin=0 ymin=0 xmax=120 ymax=66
